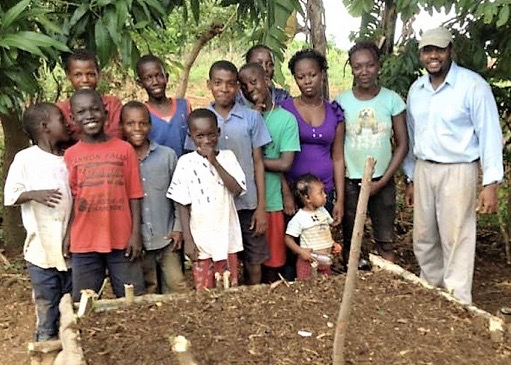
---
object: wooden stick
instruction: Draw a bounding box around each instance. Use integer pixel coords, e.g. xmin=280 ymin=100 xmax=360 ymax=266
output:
xmin=0 ymin=251 xmax=11 ymax=266
xmin=77 ymin=289 xmax=98 ymax=318
xmin=170 ymin=335 xmax=200 ymax=365
xmin=333 ymin=157 xmax=375 ymax=365
xmin=124 ymin=284 xmax=134 ymax=305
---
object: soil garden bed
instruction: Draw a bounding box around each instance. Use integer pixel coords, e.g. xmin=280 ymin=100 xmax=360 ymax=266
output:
xmin=79 ymin=268 xmax=510 ymax=365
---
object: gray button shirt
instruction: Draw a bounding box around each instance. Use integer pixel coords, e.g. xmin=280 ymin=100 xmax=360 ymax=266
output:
xmin=140 ymin=141 xmax=181 ymax=251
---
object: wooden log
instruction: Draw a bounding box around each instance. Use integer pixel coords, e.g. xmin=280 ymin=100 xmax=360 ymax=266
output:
xmin=55 ymin=293 xmax=86 ymax=365
xmin=28 ymin=340 xmax=62 ymax=365
xmin=333 ymin=156 xmax=375 ymax=365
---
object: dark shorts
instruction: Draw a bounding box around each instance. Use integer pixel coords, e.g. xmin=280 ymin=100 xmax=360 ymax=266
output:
xmin=238 ymin=209 xmax=270 ymax=265
xmin=71 ymin=249 xmax=145 ymax=302
xmin=342 ymin=177 xmax=396 ymax=245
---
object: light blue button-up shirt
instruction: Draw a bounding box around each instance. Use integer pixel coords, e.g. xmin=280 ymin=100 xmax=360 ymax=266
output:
xmin=403 ymin=62 xmax=503 ymax=186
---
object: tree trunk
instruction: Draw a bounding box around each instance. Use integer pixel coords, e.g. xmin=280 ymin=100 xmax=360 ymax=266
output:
xmin=176 ymin=23 xmax=225 ymax=98
xmin=380 ymin=0 xmax=398 ymax=57
xmin=306 ymin=0 xmax=329 ymax=99
xmin=1 ymin=110 xmax=30 ymax=256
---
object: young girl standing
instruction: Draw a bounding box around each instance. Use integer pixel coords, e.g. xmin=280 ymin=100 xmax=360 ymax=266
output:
xmin=335 ymin=41 xmax=408 ymax=265
xmin=285 ymin=174 xmax=336 ymax=280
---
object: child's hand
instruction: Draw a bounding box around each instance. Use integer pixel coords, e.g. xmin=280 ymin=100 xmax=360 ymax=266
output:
xmin=298 ymin=248 xmax=313 ymax=262
xmin=332 ymin=243 xmax=342 ymax=254
xmin=250 ymin=207 xmax=267 ymax=236
xmin=30 ymin=189 xmax=63 ymax=207
xmin=197 ymin=145 xmax=217 ymax=164
xmin=184 ymin=236 xmax=199 ymax=261
xmin=283 ymin=193 xmax=296 ymax=216
xmin=164 ymin=231 xmax=183 ymax=251
xmin=62 ymin=234 xmax=71 ymax=259
xmin=126 ymin=233 xmax=143 ymax=261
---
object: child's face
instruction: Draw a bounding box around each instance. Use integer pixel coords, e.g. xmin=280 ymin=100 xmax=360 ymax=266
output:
xmin=46 ymin=107 xmax=71 ymax=143
xmin=71 ymin=94 xmax=106 ymax=138
xmin=188 ymin=117 xmax=219 ymax=150
xmin=66 ymin=59 xmax=99 ymax=91
xmin=248 ymin=48 xmax=275 ymax=80
xmin=306 ymin=181 xmax=327 ymax=209
xmin=207 ymin=69 xmax=239 ymax=108
xmin=137 ymin=61 xmax=168 ymax=100
xmin=239 ymin=68 xmax=269 ymax=106
xmin=121 ymin=108 xmax=151 ymax=148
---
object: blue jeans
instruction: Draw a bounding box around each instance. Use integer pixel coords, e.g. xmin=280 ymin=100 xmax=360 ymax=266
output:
xmin=26 ymin=262 xmax=72 ymax=341
xmin=71 ymin=250 xmax=145 ymax=302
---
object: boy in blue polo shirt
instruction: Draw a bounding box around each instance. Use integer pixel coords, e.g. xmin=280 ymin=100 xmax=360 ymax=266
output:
xmin=185 ymin=60 xmax=271 ymax=285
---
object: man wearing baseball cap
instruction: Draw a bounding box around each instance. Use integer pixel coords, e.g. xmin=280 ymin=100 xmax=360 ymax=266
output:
xmin=402 ymin=27 xmax=503 ymax=304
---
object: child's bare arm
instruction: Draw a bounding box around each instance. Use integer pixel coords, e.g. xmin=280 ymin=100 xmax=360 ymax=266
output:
xmin=281 ymin=175 xmax=296 ymax=216
xmin=62 ymin=199 xmax=75 ymax=258
xmin=285 ymin=234 xmax=312 ymax=262
xmin=263 ymin=151 xmax=296 ymax=172
xmin=15 ymin=189 xmax=63 ymax=208
xmin=251 ymin=146 xmax=267 ymax=235
xmin=126 ymin=198 xmax=143 ymax=261
xmin=197 ymin=146 xmax=243 ymax=196
xmin=177 ymin=203 xmax=199 ymax=261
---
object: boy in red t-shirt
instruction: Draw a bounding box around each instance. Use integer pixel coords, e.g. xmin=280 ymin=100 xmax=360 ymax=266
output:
xmin=57 ymin=49 xmax=122 ymax=141
xmin=64 ymin=89 xmax=145 ymax=301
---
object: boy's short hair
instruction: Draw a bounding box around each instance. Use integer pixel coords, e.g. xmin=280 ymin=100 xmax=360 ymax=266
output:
xmin=188 ymin=108 xmax=218 ymax=128
xmin=22 ymin=102 xmax=58 ymax=143
xmin=136 ymin=54 xmax=165 ymax=77
xmin=63 ymin=49 xmax=100 ymax=72
xmin=245 ymin=44 xmax=274 ymax=63
xmin=120 ymin=100 xmax=151 ymax=123
xmin=70 ymin=89 xmax=103 ymax=110
xmin=208 ymin=60 xmax=238 ymax=79
xmin=239 ymin=63 xmax=266 ymax=78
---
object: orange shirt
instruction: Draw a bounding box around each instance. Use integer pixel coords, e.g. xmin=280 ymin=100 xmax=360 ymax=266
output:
xmin=64 ymin=138 xmax=144 ymax=253
xmin=57 ymin=95 xmax=123 ymax=140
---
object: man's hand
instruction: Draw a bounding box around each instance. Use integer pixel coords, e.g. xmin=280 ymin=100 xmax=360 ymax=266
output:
xmin=250 ymin=207 xmax=267 ymax=236
xmin=165 ymin=231 xmax=183 ymax=251
xmin=477 ymin=184 xmax=498 ymax=214
xmin=62 ymin=234 xmax=71 ymax=259
xmin=370 ymin=179 xmax=386 ymax=196
xmin=404 ymin=183 xmax=414 ymax=207
xmin=125 ymin=234 xmax=142 ymax=261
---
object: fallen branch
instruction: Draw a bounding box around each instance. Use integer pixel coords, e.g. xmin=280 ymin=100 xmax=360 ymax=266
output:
xmin=333 ymin=156 xmax=375 ymax=365
xmin=0 ymin=251 xmax=11 ymax=266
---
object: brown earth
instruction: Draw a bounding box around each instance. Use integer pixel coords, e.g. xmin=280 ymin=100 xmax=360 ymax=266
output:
xmin=1 ymin=222 xmax=511 ymax=364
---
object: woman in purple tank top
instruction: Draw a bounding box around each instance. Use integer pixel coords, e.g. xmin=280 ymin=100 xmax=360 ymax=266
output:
xmin=280 ymin=49 xmax=345 ymax=226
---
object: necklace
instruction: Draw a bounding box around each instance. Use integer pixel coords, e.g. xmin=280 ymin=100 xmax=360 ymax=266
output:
xmin=298 ymin=96 xmax=323 ymax=109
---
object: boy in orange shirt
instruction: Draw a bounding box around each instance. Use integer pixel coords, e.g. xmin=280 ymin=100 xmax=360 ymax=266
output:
xmin=64 ymin=89 xmax=145 ymax=301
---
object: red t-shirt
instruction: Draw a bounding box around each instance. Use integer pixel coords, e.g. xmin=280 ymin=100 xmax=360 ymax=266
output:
xmin=57 ymin=94 xmax=123 ymax=140
xmin=64 ymin=138 xmax=144 ymax=253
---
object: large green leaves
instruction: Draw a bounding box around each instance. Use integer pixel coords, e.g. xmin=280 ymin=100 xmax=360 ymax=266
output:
xmin=0 ymin=0 xmax=69 ymax=115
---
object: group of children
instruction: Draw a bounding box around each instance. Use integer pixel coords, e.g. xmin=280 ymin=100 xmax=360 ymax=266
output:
xmin=5 ymin=41 xmax=406 ymax=342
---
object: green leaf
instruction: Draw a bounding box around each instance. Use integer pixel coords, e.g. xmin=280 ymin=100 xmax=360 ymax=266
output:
xmin=1 ymin=0 xmax=30 ymax=30
xmin=69 ymin=3 xmax=89 ymax=28
xmin=94 ymin=18 xmax=112 ymax=66
xmin=497 ymin=5 xmax=510 ymax=28
xmin=0 ymin=34 xmax=45 ymax=57
xmin=190 ymin=0 xmax=200 ymax=23
xmin=104 ymin=7 xmax=120 ymax=45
